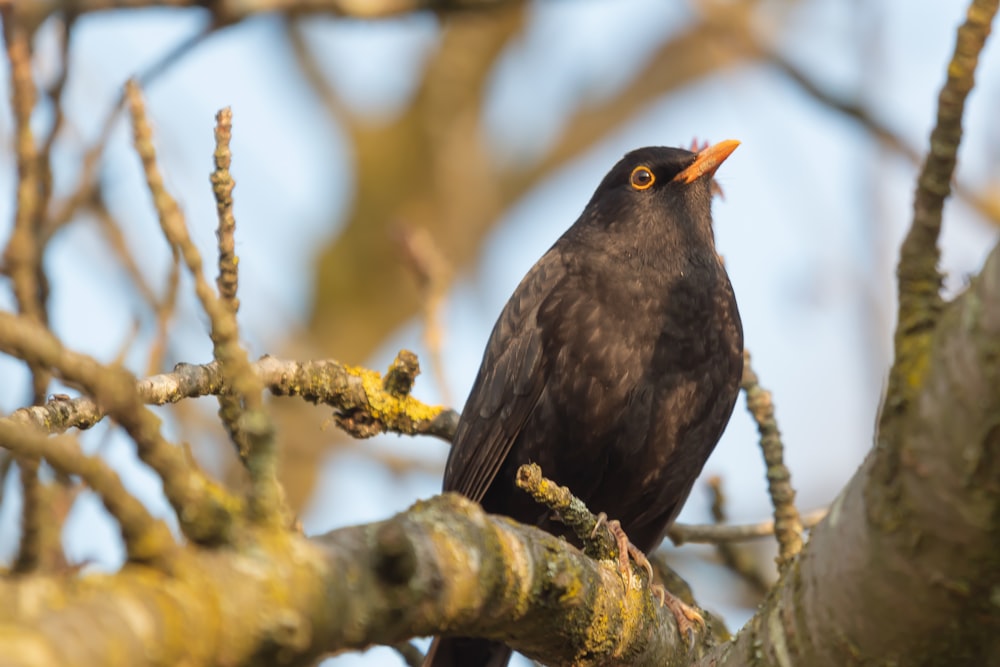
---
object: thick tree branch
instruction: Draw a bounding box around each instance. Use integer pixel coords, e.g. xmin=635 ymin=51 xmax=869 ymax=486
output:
xmin=0 ymin=494 xmax=695 ymax=667
xmin=696 ymin=238 xmax=1000 ymax=667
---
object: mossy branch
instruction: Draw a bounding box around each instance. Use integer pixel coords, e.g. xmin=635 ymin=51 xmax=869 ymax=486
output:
xmin=0 ymin=493 xmax=695 ymax=667
xmin=888 ymin=0 xmax=998 ymax=416
xmin=3 ymin=351 xmax=456 ymax=441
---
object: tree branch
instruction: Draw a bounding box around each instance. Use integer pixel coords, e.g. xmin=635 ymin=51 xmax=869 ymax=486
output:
xmin=740 ymin=351 xmax=803 ymax=572
xmin=0 ymin=493 xmax=695 ymax=667
xmin=696 ymin=237 xmax=1000 ymax=667
xmin=889 ymin=0 xmax=998 ymax=416
xmin=0 ymin=312 xmax=239 ymax=545
xmin=3 ymin=353 xmax=456 ymax=441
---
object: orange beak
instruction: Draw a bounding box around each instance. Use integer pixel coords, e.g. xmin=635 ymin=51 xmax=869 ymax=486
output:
xmin=672 ymin=139 xmax=740 ymax=184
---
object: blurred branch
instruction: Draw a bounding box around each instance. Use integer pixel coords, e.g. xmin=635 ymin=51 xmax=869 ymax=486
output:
xmin=11 ymin=0 xmax=524 ymax=31
xmin=86 ymin=195 xmax=183 ymax=375
xmin=393 ymin=224 xmax=454 ymax=405
xmin=0 ymin=421 xmax=176 ymax=564
xmin=685 ymin=476 xmax=769 ymax=598
xmin=0 ymin=311 xmax=239 ymax=545
xmin=2 ymin=5 xmax=51 ymax=576
xmin=391 ymin=642 xmax=425 ymax=667
xmin=766 ymin=50 xmax=1000 ymax=228
xmin=42 ymin=21 xmax=219 ymax=243
xmin=670 ymin=504 xmax=827 ymax=546
xmin=38 ymin=12 xmax=76 ymax=227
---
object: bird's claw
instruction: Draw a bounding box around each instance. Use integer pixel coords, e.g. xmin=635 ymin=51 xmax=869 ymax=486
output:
xmin=654 ymin=584 xmax=705 ymax=648
xmin=592 ymin=513 xmax=704 ymax=646
xmin=592 ymin=513 xmax=653 ymax=591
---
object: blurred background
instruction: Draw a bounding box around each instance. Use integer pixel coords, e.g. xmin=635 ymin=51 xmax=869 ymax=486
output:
xmin=1 ymin=1 xmax=998 ymax=664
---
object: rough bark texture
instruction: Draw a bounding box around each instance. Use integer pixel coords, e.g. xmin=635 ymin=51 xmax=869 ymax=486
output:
xmin=0 ymin=494 xmax=692 ymax=667
xmin=695 ymin=240 xmax=1000 ymax=667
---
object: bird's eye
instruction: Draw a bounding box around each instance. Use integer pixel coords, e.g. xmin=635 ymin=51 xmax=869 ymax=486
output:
xmin=630 ymin=166 xmax=655 ymax=191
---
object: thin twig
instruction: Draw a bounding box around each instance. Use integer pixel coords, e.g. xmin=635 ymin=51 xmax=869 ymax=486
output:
xmin=0 ymin=310 xmax=238 ymax=545
xmin=207 ymin=106 xmax=255 ymax=472
xmin=766 ymin=49 xmax=1000 ymax=230
xmin=697 ymin=476 xmax=767 ymax=596
xmin=38 ymin=12 xmax=76 ymax=216
xmin=2 ymin=8 xmax=51 ymax=575
xmin=125 ymin=82 xmax=284 ymax=525
xmin=0 ymin=422 xmax=175 ymax=564
xmin=741 ymin=350 xmax=803 ymax=572
xmin=392 ymin=225 xmax=454 ymax=406
xmin=671 ymin=504 xmax=827 ymax=545
xmin=86 ymin=196 xmax=182 ymax=375
xmin=515 ymin=463 xmax=622 ymax=569
xmin=212 ymin=107 xmax=239 ymax=312
xmin=42 ymin=23 xmax=218 ymax=242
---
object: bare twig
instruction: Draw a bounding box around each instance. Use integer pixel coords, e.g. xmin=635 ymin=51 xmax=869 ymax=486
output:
xmin=0 ymin=422 xmax=176 ymax=564
xmin=393 ymin=225 xmax=454 ymax=406
xmin=126 ymin=82 xmax=283 ymax=524
xmin=42 ymin=22 xmax=218 ymax=242
xmin=766 ymin=49 xmax=1000 ymax=229
xmin=212 ymin=107 xmax=239 ymax=312
xmin=86 ymin=196 xmax=182 ymax=375
xmin=670 ymin=504 xmax=828 ymax=545
xmin=37 ymin=13 xmax=74 ymax=217
xmin=5 ymin=353 xmax=454 ymax=441
xmin=2 ymin=8 xmax=51 ymax=575
xmin=0 ymin=311 xmax=238 ymax=545
xmin=515 ymin=462 xmax=618 ymax=564
xmin=741 ymin=350 xmax=803 ymax=572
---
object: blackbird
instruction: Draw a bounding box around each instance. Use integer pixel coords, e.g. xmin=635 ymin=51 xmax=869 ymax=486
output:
xmin=424 ymin=141 xmax=744 ymax=667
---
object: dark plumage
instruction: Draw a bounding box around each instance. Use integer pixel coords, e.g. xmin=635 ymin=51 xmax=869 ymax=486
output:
xmin=425 ymin=142 xmax=744 ymax=667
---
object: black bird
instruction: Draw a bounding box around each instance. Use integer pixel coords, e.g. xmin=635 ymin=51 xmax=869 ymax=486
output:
xmin=424 ymin=141 xmax=744 ymax=667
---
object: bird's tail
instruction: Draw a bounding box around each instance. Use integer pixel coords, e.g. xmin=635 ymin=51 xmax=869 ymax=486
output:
xmin=422 ymin=637 xmax=513 ymax=667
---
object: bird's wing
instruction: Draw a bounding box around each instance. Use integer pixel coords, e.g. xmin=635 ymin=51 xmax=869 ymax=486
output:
xmin=443 ymin=250 xmax=564 ymax=502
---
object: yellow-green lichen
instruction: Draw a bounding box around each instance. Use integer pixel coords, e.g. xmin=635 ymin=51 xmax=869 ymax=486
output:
xmin=352 ymin=367 xmax=444 ymax=424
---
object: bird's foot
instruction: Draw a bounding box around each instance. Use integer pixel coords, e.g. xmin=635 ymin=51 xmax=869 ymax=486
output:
xmin=652 ymin=584 xmax=705 ymax=648
xmin=591 ymin=513 xmax=653 ymax=591
xmin=590 ymin=513 xmax=704 ymax=647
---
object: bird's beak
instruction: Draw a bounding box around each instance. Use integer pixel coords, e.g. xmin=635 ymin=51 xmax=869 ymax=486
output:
xmin=672 ymin=139 xmax=740 ymax=184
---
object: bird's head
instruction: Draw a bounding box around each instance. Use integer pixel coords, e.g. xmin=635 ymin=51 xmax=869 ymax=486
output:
xmin=572 ymin=140 xmax=739 ymax=262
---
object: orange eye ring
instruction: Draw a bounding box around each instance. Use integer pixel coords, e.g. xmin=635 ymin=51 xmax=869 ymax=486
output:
xmin=630 ymin=166 xmax=655 ymax=191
